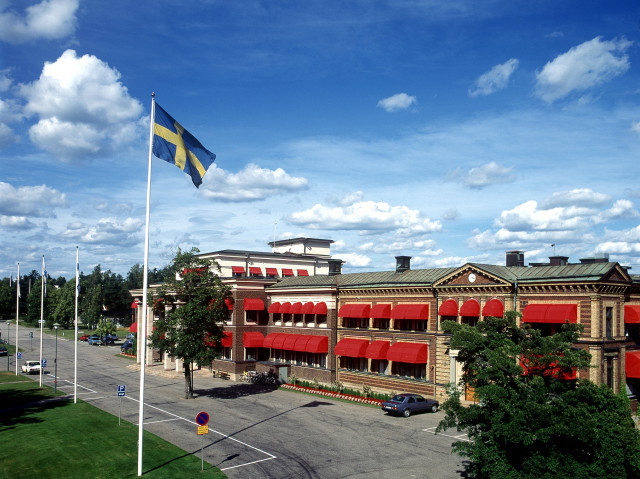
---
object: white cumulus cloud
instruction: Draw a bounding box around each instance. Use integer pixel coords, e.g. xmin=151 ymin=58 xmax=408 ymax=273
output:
xmin=18 ymin=49 xmax=144 ymax=162
xmin=201 ymin=163 xmax=308 ymax=202
xmin=535 ymin=37 xmax=631 ymax=103
xmin=289 ymin=200 xmax=441 ymax=236
xmin=469 ymin=58 xmax=519 ymax=97
xmin=0 ymin=0 xmax=79 ymax=44
xmin=377 ymin=93 xmax=417 ymax=112
xmin=0 ymin=182 xmax=67 ymax=217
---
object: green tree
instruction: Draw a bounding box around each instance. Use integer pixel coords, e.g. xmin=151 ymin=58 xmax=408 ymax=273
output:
xmin=437 ymin=312 xmax=640 ymax=478
xmin=80 ymin=266 xmax=103 ymax=328
xmin=150 ymin=248 xmax=232 ymax=399
xmin=51 ymin=280 xmax=78 ymax=329
xmin=0 ymin=279 xmax=12 ymax=320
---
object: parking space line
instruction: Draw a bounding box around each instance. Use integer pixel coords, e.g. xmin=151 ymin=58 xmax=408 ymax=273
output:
xmin=422 ymin=427 xmax=471 ymax=442
xmin=123 ymin=396 xmax=278 ymax=470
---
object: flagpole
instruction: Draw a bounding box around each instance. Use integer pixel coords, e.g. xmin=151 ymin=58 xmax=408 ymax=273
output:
xmin=39 ymin=255 xmax=44 ymax=387
xmin=138 ymin=92 xmax=155 ymax=477
xmin=15 ymin=263 xmax=19 ymax=376
xmin=74 ymin=246 xmax=79 ymax=403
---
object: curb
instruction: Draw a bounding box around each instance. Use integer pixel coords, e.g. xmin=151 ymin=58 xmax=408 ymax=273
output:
xmin=280 ymin=384 xmax=384 ymax=406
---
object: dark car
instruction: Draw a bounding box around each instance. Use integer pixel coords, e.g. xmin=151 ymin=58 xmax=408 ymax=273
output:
xmin=381 ymin=393 xmax=439 ymax=417
xmin=121 ymin=339 xmax=133 ymax=352
xmin=0 ymin=346 xmax=7 ymax=356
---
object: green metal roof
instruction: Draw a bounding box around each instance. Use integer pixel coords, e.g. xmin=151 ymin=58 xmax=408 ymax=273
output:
xmin=267 ymin=262 xmax=624 ymax=290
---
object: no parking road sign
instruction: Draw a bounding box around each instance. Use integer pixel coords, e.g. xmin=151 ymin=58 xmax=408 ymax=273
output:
xmin=196 ymin=411 xmax=209 ymax=426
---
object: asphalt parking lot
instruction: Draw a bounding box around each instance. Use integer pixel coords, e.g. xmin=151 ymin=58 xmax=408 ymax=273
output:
xmin=9 ymin=326 xmax=469 ymax=478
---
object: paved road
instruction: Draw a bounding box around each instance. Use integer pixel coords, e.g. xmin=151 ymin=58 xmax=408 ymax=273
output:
xmin=6 ymin=325 xmax=470 ymax=478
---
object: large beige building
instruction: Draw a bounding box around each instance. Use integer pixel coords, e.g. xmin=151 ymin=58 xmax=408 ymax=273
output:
xmin=132 ymin=242 xmax=640 ymax=409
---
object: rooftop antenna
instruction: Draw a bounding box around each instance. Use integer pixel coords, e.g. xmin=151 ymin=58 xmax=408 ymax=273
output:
xmin=273 ymin=213 xmax=278 ymax=246
xmin=551 ymin=243 xmax=556 ymax=256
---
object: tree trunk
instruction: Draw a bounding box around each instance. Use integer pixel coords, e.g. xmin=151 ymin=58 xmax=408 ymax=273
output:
xmin=184 ymin=361 xmax=194 ymax=399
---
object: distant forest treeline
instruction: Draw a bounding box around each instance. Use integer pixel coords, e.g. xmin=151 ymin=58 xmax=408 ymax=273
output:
xmin=0 ymin=264 xmax=170 ymax=329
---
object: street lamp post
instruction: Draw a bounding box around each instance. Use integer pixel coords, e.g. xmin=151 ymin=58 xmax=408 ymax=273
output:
xmin=53 ymin=323 xmax=60 ymax=394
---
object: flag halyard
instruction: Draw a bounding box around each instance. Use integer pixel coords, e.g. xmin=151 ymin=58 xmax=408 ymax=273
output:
xmin=152 ymin=103 xmax=216 ymax=188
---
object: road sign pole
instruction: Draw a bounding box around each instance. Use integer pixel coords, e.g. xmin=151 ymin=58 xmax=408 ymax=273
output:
xmin=201 ymin=436 xmax=204 ymax=471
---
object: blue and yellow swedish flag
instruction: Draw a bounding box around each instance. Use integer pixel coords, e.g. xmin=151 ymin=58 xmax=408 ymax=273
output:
xmin=152 ymin=103 xmax=216 ymax=188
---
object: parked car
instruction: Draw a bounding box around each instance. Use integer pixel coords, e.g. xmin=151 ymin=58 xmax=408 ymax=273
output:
xmin=125 ymin=333 xmax=135 ymax=341
xmin=22 ymin=360 xmax=41 ymax=374
xmin=0 ymin=346 xmax=7 ymax=356
xmin=121 ymin=339 xmax=133 ymax=352
xmin=79 ymin=334 xmax=90 ymax=341
xmin=106 ymin=333 xmax=119 ymax=343
xmin=381 ymin=393 xmax=439 ymax=417
xmin=88 ymin=335 xmax=102 ymax=345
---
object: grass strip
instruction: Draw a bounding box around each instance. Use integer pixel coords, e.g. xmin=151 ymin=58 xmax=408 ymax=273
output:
xmin=0 ymin=372 xmax=225 ymax=478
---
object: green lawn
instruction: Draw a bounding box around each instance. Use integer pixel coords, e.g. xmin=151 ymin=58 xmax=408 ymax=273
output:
xmin=0 ymin=372 xmax=225 ymax=478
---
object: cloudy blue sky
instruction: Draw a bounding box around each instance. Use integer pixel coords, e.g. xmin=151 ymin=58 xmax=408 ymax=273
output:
xmin=2 ymin=0 xmax=640 ymax=279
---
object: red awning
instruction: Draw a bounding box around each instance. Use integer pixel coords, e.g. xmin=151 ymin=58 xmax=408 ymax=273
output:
xmin=268 ymin=302 xmax=280 ymax=313
xmin=439 ymin=299 xmax=458 ymax=316
xmin=249 ymin=267 xmax=262 ymax=276
xmin=131 ymin=300 xmax=139 ymax=309
xmin=301 ymin=302 xmax=315 ymax=314
xmin=521 ymin=354 xmax=577 ymax=380
xmin=129 ymin=322 xmax=137 ymax=333
xmin=306 ymin=336 xmax=328 ymax=353
xmin=370 ymin=304 xmax=391 ymax=318
xmin=293 ymin=335 xmax=312 ymax=352
xmin=243 ymin=298 xmax=265 ymax=311
xmin=279 ymin=302 xmax=292 ymax=314
xmin=625 ymin=305 xmax=640 ymax=324
xmin=626 ymin=351 xmax=640 ymax=378
xmin=266 ymin=267 xmax=278 ymax=276
xmin=282 ymin=268 xmax=294 ymax=277
xmin=338 ymin=303 xmax=371 ymax=318
xmin=460 ymin=299 xmax=480 ymax=317
xmin=282 ymin=334 xmax=299 ymax=350
xmin=365 ymin=341 xmax=390 ymax=360
xmin=221 ymin=332 xmax=233 ymax=348
xmin=522 ymin=304 xmax=577 ymax=323
xmin=391 ymin=304 xmax=429 ymax=320
xmin=482 ymin=298 xmax=504 ymax=318
xmin=272 ymin=334 xmax=287 ymax=349
xmin=243 ymin=332 xmax=264 ymax=348
xmin=231 ymin=266 xmax=245 ymax=274
xmin=290 ymin=302 xmax=303 ymax=314
xmin=263 ymin=333 xmax=282 ymax=348
xmin=297 ymin=269 xmax=309 ymax=276
xmin=334 ymin=338 xmax=369 ymax=357
xmin=312 ymin=302 xmax=327 ymax=315
xmin=387 ymin=342 xmax=428 ymax=364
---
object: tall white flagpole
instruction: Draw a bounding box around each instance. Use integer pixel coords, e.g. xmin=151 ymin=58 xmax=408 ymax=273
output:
xmin=74 ymin=246 xmax=79 ymax=403
xmin=138 ymin=92 xmax=155 ymax=477
xmin=15 ymin=263 xmax=20 ymax=376
xmin=39 ymin=255 xmax=45 ymax=387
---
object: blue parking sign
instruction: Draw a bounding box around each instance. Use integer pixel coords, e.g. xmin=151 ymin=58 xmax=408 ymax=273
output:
xmin=17 ymin=352 xmax=22 ymax=359
xmin=118 ymin=385 xmax=125 ymax=397
xmin=41 ymin=359 xmax=47 ymax=367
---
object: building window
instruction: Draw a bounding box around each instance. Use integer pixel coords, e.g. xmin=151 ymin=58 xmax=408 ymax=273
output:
xmin=245 ymin=311 xmax=258 ymax=323
xmin=606 ymin=356 xmax=614 ymax=388
xmin=371 ymin=359 xmax=389 ymax=374
xmin=340 ymin=357 xmax=368 ymax=372
xmin=606 ymin=307 xmax=613 ymax=339
xmin=373 ymin=318 xmax=390 ymax=330
xmin=223 ymin=347 xmax=232 ymax=360
xmin=317 ymin=314 xmax=327 ymax=327
xmin=391 ymin=362 xmax=426 ymax=380
xmin=343 ymin=317 xmax=369 ymax=329
xmin=304 ymin=314 xmax=314 ymax=327
xmin=246 ymin=348 xmax=258 ymax=360
xmin=461 ymin=316 xmax=478 ymax=327
xmin=395 ymin=319 xmax=427 ymax=331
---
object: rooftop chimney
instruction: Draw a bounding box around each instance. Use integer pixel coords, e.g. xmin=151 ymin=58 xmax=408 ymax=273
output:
xmin=506 ymin=250 xmax=525 ymax=267
xmin=395 ymin=256 xmax=411 ymax=273
xmin=549 ymin=256 xmax=569 ymax=266
xmin=328 ymin=259 xmax=343 ymax=276
xmin=580 ymin=253 xmax=609 ymax=264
